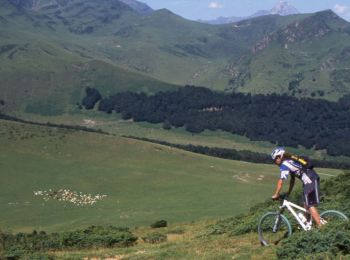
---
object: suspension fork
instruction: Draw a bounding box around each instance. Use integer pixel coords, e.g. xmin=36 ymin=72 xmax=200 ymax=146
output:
xmin=273 ymin=206 xmax=286 ymax=233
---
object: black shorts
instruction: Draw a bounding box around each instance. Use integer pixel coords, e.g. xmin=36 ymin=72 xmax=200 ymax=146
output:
xmin=302 ymin=170 xmax=320 ymax=208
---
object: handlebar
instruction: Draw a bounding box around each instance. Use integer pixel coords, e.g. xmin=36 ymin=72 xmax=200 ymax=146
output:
xmin=279 ymin=193 xmax=288 ymax=200
xmin=272 ymin=192 xmax=288 ymax=201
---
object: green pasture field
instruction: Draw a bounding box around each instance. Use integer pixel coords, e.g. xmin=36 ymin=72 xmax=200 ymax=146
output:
xmin=0 ymin=120 xmax=343 ymax=233
xmin=19 ymin=111 xmax=350 ymax=164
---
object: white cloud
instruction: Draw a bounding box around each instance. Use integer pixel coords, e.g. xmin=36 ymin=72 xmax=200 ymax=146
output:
xmin=333 ymin=4 xmax=349 ymax=14
xmin=208 ymin=2 xmax=223 ymax=9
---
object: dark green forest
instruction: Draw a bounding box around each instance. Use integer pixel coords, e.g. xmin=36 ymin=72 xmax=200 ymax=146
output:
xmin=83 ymin=86 xmax=350 ymax=157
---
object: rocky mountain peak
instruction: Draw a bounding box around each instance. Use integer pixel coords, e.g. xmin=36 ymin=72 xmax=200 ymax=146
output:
xmin=270 ymin=1 xmax=299 ymax=16
xmin=119 ymin=0 xmax=153 ymax=15
xmin=203 ymin=0 xmax=300 ymax=24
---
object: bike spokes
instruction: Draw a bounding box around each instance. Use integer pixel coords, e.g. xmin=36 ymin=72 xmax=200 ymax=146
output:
xmin=320 ymin=210 xmax=348 ymax=225
xmin=258 ymin=212 xmax=292 ymax=246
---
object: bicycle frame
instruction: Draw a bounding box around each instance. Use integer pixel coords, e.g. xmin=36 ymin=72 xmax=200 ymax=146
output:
xmin=280 ymin=199 xmax=312 ymax=231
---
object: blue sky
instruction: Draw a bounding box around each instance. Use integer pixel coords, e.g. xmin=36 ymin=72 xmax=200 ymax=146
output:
xmin=140 ymin=0 xmax=350 ymax=21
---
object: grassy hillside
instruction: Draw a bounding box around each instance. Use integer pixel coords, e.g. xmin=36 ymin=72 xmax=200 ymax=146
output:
xmin=0 ymin=0 xmax=179 ymax=114
xmin=0 ymin=119 xmax=343 ymax=233
xmin=0 ymin=34 xmax=178 ymax=114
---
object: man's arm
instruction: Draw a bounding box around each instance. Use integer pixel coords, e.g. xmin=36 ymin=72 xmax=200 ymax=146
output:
xmin=272 ymin=179 xmax=283 ymax=199
xmin=287 ymin=175 xmax=295 ymax=195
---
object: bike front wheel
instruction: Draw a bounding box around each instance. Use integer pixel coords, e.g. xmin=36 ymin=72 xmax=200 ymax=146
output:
xmin=320 ymin=210 xmax=348 ymax=225
xmin=258 ymin=212 xmax=292 ymax=246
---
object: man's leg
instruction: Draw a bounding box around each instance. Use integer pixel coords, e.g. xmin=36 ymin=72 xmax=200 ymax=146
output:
xmin=309 ymin=206 xmax=321 ymax=227
xmin=304 ymin=177 xmax=321 ymax=226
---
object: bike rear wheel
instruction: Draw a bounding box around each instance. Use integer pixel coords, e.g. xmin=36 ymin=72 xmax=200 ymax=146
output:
xmin=258 ymin=212 xmax=292 ymax=246
xmin=320 ymin=210 xmax=348 ymax=225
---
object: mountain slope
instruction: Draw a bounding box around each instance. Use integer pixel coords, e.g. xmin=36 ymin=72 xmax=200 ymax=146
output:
xmin=0 ymin=0 xmax=178 ymax=114
xmin=227 ymin=10 xmax=350 ymax=100
xmin=0 ymin=0 xmax=295 ymax=114
xmin=119 ymin=0 xmax=153 ymax=15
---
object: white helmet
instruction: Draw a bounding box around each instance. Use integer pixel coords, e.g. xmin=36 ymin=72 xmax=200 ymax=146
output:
xmin=271 ymin=147 xmax=285 ymax=160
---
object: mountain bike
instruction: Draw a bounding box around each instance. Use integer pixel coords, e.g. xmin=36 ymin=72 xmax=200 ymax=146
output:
xmin=258 ymin=194 xmax=348 ymax=246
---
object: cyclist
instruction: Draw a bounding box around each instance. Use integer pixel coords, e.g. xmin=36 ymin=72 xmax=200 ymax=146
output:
xmin=270 ymin=147 xmax=322 ymax=227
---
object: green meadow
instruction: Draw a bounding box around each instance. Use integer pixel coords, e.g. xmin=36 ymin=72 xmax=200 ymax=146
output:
xmin=0 ymin=120 xmax=343 ymax=233
xmin=19 ymin=111 xmax=350 ymax=164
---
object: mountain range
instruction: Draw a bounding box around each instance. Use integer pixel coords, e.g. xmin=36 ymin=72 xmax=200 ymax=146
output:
xmin=0 ymin=0 xmax=350 ymax=116
xmin=202 ymin=1 xmax=300 ymax=25
xmin=6 ymin=0 xmax=154 ymax=15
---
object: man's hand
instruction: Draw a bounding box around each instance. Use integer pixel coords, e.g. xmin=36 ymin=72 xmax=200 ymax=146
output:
xmin=272 ymin=179 xmax=283 ymax=200
xmin=271 ymin=194 xmax=280 ymax=200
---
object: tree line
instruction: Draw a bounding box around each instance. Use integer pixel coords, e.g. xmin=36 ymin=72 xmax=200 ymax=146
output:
xmin=82 ymin=86 xmax=350 ymax=157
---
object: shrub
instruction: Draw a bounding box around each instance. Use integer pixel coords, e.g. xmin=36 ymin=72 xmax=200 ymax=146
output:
xmin=151 ymin=220 xmax=167 ymax=228
xmin=82 ymin=87 xmax=102 ymax=109
xmin=167 ymin=228 xmax=185 ymax=235
xmin=277 ymin=222 xmax=350 ymax=259
xmin=3 ymin=226 xmax=137 ymax=259
xmin=142 ymin=232 xmax=167 ymax=244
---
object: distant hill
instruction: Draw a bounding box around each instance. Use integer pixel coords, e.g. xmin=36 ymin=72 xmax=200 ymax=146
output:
xmin=228 ymin=10 xmax=350 ymax=99
xmin=0 ymin=0 xmax=177 ymax=114
xmin=6 ymin=0 xmax=154 ymax=14
xmin=202 ymin=0 xmax=299 ymax=25
xmin=0 ymin=0 xmax=350 ymax=115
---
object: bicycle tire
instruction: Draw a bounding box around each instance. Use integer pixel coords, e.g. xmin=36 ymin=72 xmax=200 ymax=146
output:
xmin=320 ymin=210 xmax=348 ymax=225
xmin=258 ymin=212 xmax=292 ymax=246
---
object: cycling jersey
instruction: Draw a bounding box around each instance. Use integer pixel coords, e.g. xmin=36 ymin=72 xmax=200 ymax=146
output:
xmin=279 ymin=159 xmax=313 ymax=185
